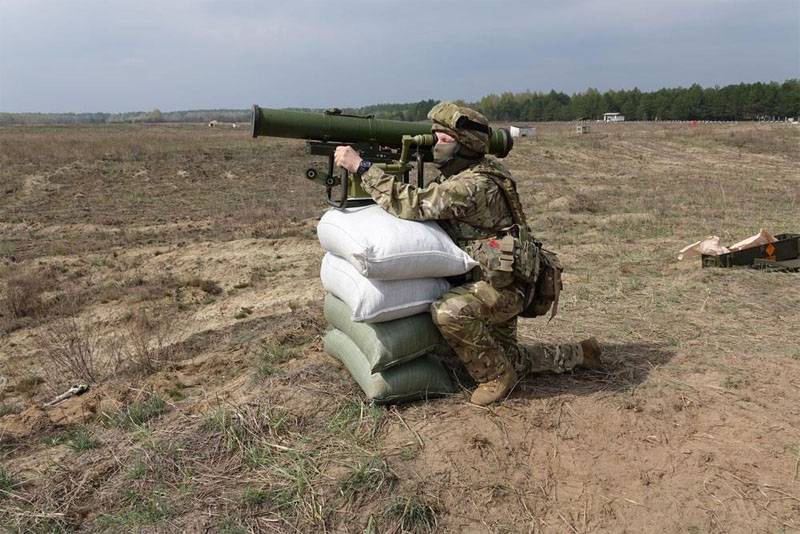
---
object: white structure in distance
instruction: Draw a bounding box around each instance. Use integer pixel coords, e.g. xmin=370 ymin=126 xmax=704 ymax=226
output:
xmin=603 ymin=113 xmax=625 ymax=123
xmin=509 ymin=125 xmax=536 ymax=138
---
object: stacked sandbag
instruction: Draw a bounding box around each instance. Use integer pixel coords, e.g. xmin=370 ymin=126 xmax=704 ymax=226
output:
xmin=317 ymin=204 xmax=477 ymax=280
xmin=318 ymin=205 xmax=475 ymax=403
xmin=320 ymin=253 xmax=451 ymax=323
xmin=324 ymin=329 xmax=453 ymax=404
xmin=324 ymin=293 xmax=445 ymax=371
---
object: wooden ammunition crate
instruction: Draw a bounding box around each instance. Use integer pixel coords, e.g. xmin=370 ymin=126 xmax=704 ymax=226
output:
xmin=702 ymin=233 xmax=800 ymax=268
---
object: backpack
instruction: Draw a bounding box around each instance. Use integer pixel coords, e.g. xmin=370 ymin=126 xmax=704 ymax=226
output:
xmin=519 ymin=246 xmax=562 ymax=320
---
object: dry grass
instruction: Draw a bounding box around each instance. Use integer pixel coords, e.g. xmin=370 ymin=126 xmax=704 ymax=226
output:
xmin=2 ymin=272 xmax=47 ymax=320
xmin=119 ymin=311 xmax=183 ymax=374
xmin=35 ymin=307 xmax=183 ymax=393
xmin=0 ymin=121 xmax=798 ymax=532
xmin=38 ymin=317 xmax=102 ymax=384
xmin=0 ymin=269 xmax=55 ymax=333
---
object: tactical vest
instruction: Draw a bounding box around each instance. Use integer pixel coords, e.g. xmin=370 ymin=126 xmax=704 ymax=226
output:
xmin=477 ymin=164 xmax=563 ymax=320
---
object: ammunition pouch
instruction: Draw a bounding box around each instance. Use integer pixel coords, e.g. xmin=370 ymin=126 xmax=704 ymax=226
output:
xmin=520 ymin=248 xmax=563 ymax=319
xmin=466 ymin=224 xmax=540 ymax=290
xmin=510 ymin=224 xmax=539 ymax=283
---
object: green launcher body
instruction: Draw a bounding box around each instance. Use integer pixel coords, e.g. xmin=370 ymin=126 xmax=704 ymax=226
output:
xmin=251 ymin=105 xmax=513 ymax=208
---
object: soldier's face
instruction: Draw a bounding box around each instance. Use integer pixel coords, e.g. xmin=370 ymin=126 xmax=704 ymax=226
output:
xmin=432 ymin=131 xmax=460 ymax=169
xmin=435 ymin=131 xmax=457 ymax=144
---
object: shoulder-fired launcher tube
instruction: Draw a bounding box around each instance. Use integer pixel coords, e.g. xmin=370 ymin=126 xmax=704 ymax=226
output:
xmin=251 ymin=105 xmax=513 ymax=157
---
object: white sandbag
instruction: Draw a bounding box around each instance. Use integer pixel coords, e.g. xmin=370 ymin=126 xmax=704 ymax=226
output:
xmin=317 ymin=204 xmax=477 ymax=280
xmin=321 ymin=253 xmax=450 ymax=323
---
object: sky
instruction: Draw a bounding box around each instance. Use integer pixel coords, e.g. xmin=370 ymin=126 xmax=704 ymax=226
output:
xmin=0 ymin=0 xmax=798 ymax=113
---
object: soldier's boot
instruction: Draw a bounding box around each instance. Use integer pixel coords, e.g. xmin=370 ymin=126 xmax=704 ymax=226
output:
xmin=579 ymin=337 xmax=603 ymax=369
xmin=470 ymin=366 xmax=517 ymax=406
xmin=430 ymin=282 xmax=521 ymax=405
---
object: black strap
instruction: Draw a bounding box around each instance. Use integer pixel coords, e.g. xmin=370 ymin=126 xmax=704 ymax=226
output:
xmin=483 ymin=173 xmax=529 ymax=228
xmin=455 ymin=116 xmax=491 ymax=135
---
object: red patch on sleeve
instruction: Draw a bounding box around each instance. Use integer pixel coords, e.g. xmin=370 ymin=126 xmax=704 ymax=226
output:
xmin=488 ymin=239 xmax=500 ymax=249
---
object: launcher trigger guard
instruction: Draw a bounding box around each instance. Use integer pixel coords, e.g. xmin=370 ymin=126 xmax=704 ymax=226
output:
xmin=326 ymin=154 xmax=350 ymax=209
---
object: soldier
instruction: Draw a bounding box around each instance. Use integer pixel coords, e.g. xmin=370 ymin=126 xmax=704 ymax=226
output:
xmin=334 ymin=102 xmax=602 ymax=406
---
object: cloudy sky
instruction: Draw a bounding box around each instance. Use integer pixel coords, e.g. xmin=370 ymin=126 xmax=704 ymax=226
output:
xmin=0 ymin=0 xmax=797 ymax=113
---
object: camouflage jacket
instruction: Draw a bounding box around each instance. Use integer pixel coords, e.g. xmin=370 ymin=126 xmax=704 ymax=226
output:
xmin=361 ymin=158 xmax=519 ymax=282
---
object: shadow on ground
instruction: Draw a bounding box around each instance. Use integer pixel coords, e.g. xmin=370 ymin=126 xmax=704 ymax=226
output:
xmin=512 ymin=341 xmax=676 ymax=400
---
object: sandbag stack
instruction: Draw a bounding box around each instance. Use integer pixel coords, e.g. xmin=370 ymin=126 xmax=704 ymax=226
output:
xmin=317 ymin=205 xmax=477 ymax=403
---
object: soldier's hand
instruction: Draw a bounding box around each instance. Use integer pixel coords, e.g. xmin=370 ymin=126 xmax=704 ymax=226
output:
xmin=334 ymin=146 xmax=362 ymax=173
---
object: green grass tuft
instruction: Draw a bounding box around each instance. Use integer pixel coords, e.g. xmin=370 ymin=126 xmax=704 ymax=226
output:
xmin=104 ymin=395 xmax=167 ymax=429
xmin=0 ymin=467 xmax=14 ymax=500
xmin=204 ymin=405 xmax=293 ymax=469
xmin=234 ymin=306 xmax=253 ymax=319
xmin=128 ymin=459 xmax=148 ymax=480
xmin=255 ymin=339 xmax=299 ymax=379
xmin=400 ymin=447 xmax=420 ymax=461
xmin=340 ymin=456 xmax=395 ymax=502
xmin=722 ymin=375 xmax=745 ymax=389
xmin=242 ymin=487 xmax=269 ymax=507
xmin=166 ymin=387 xmax=187 ymax=401
xmin=327 ymin=399 xmax=385 ymax=438
xmin=266 ymin=453 xmax=316 ymax=512
xmin=216 ymin=518 xmax=249 ymax=534
xmin=96 ymin=489 xmax=172 ymax=529
xmin=186 ymin=278 xmax=223 ymax=295
xmin=384 ymin=496 xmax=438 ymax=533
xmin=66 ymin=426 xmax=100 ymax=452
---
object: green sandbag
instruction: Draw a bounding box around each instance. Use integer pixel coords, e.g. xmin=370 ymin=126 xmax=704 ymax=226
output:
xmin=324 ymin=328 xmax=456 ymax=404
xmin=324 ymin=293 xmax=446 ymax=372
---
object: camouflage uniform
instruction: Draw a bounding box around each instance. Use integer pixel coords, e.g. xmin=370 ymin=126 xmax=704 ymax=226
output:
xmin=360 ymin=102 xmax=584 ymax=384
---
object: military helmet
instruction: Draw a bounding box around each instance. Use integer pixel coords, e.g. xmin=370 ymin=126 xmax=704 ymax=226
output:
xmin=427 ymin=101 xmax=491 ymax=154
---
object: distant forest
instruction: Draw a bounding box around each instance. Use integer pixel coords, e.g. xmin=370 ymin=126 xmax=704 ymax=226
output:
xmin=1 ymin=80 xmax=797 ymax=125
xmin=359 ymin=80 xmax=800 ymax=122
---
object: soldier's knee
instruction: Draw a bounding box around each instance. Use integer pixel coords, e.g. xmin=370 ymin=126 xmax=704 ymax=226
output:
xmin=430 ymin=301 xmax=455 ymax=330
xmin=431 ymin=295 xmax=477 ymax=331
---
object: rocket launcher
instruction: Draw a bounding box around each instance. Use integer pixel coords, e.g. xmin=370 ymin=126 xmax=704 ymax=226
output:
xmin=251 ymin=105 xmax=514 ymax=208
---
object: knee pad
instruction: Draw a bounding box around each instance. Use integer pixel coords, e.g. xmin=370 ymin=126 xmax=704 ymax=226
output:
xmin=431 ymin=295 xmax=477 ymax=331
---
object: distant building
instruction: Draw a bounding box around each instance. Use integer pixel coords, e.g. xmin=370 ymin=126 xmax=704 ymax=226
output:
xmin=509 ymin=125 xmax=536 ymax=138
xmin=603 ymin=112 xmax=625 ymax=123
xmin=574 ymin=117 xmax=590 ymax=134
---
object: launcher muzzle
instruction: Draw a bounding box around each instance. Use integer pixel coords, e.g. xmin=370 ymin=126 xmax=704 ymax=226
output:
xmin=251 ymin=105 xmax=513 ymax=208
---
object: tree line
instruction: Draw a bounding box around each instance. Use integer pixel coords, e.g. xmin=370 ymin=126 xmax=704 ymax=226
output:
xmin=357 ymin=80 xmax=799 ymax=122
xmin=1 ymin=80 xmax=797 ymax=125
xmin=0 ymin=108 xmax=250 ymax=126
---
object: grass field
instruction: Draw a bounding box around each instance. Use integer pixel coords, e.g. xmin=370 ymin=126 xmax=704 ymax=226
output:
xmin=1 ymin=121 xmax=798 ymax=532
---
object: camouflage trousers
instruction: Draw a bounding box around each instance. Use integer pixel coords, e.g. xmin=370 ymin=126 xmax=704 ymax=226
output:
xmin=431 ymin=280 xmax=584 ymax=383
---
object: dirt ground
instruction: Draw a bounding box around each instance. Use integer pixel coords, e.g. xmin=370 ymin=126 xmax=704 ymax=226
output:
xmin=0 ymin=120 xmax=798 ymax=533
